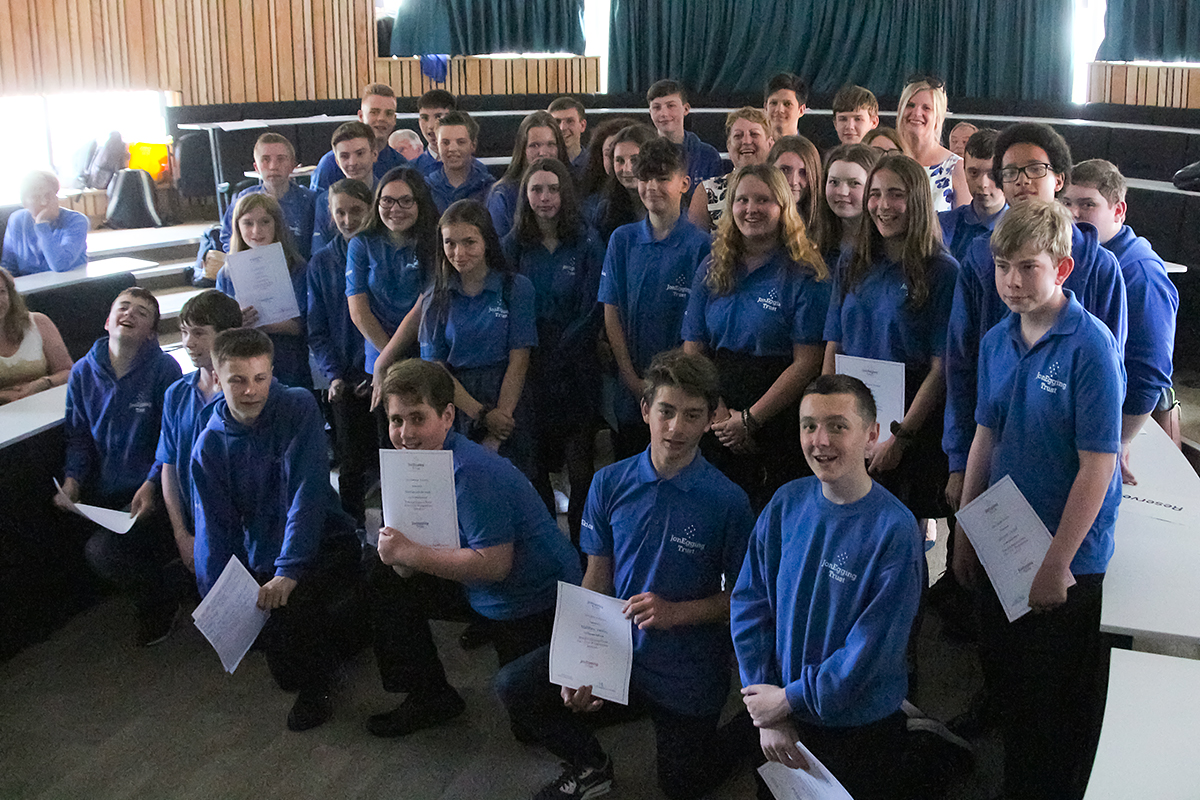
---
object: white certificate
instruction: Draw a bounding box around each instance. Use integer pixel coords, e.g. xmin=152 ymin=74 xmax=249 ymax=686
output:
xmin=191 ymin=555 xmax=269 ymax=673
xmin=955 ymin=474 xmax=1074 ymax=622
xmin=53 ymin=477 xmax=138 ymax=534
xmin=757 ymin=741 xmax=855 ymax=800
xmin=379 ymin=449 xmax=459 ymax=550
xmin=834 ymin=355 xmax=905 ymax=440
xmin=223 ymin=241 xmax=300 ymax=327
xmin=548 ymin=581 xmax=633 ymax=705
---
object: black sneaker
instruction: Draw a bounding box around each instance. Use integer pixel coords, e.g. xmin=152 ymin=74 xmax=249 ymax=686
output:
xmin=534 ymin=757 xmax=613 ymax=800
xmin=287 ymin=688 xmax=332 ymax=732
xmin=366 ymin=686 xmax=466 ymax=737
xmin=135 ymin=604 xmax=176 ymax=647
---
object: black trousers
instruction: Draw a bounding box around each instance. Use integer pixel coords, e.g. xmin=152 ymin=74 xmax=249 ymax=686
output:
xmin=82 ymin=494 xmax=186 ymax=621
xmin=329 ymin=388 xmax=376 ymax=526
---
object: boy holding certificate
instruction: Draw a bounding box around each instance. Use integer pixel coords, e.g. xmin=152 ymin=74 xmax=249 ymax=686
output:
xmin=369 ymin=358 xmax=581 ymax=738
xmin=731 ymin=374 xmax=924 ymax=800
xmin=495 ymin=349 xmax=755 ymax=800
xmin=952 ymin=200 xmax=1124 ymax=800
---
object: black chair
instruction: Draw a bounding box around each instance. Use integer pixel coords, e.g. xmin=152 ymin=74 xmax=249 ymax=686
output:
xmin=24 ymin=272 xmax=137 ymax=361
xmin=175 ymin=133 xmax=215 ymax=199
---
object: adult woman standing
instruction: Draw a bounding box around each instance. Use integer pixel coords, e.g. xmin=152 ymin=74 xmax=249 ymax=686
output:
xmin=897 ymin=77 xmax=969 ymax=212
xmin=0 ymin=267 xmax=72 ymax=404
xmin=688 ymin=108 xmax=775 ymax=232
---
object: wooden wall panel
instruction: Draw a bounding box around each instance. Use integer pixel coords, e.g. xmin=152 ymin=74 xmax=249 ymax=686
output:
xmin=1089 ymin=62 xmax=1200 ymax=110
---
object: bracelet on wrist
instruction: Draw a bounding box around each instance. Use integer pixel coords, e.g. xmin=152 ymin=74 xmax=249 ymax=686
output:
xmin=742 ymin=408 xmax=761 ymax=436
xmin=889 ymin=420 xmax=917 ymax=445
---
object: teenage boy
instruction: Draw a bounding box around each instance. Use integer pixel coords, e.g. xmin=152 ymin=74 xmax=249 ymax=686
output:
xmin=496 ymin=349 xmax=755 ymax=800
xmin=831 ymin=85 xmax=880 ymax=145
xmin=414 ymin=89 xmax=458 ymax=175
xmin=646 ymin=80 xmax=722 ymax=203
xmin=367 ymin=358 xmax=582 ymax=737
xmin=310 ymin=83 xmax=404 ymax=192
xmin=548 ymin=96 xmax=589 ymax=173
xmin=953 ymin=200 xmax=1123 ymax=800
xmin=191 ymin=328 xmax=364 ymax=731
xmin=764 ymin=72 xmax=808 ymax=139
xmin=943 ymin=122 xmax=1126 ymax=511
xmin=939 ymin=128 xmax=1007 ymax=263
xmin=1063 ymin=159 xmax=1179 ymax=484
xmin=600 ymin=137 xmax=710 ymax=459
xmin=220 ymin=133 xmax=317 ymax=259
xmin=57 ymin=288 xmax=184 ymax=645
xmin=310 ymin=122 xmax=379 ymax=255
xmin=1 ymin=170 xmax=89 ymax=276
xmin=157 ymin=290 xmax=243 ymax=576
xmin=425 ymin=111 xmax=495 ymax=212
xmin=947 ymin=121 xmax=978 ymax=158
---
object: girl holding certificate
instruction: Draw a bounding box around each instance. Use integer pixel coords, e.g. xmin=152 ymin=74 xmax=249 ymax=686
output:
xmin=822 ymin=153 xmax=957 ymax=522
xmin=682 ymin=163 xmax=831 ymax=509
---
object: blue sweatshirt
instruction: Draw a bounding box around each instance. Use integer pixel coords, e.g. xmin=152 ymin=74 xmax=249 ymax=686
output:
xmin=426 ymin=158 xmax=496 ymax=213
xmin=307 ymin=236 xmax=366 ymax=384
xmin=485 ymin=181 xmax=520 ymax=239
xmin=731 ymin=478 xmax=923 ymax=728
xmin=411 ymin=150 xmax=439 ymax=176
xmin=191 ymin=380 xmax=354 ymax=595
xmin=64 ymin=337 xmax=182 ymax=501
xmin=1 ymin=208 xmax=89 ymax=275
xmin=1105 ymin=225 xmax=1178 ymax=416
xmin=938 ymin=202 xmax=1006 ymax=265
xmin=310 ymin=189 xmax=338 ymax=258
xmin=309 ymin=145 xmax=404 ymax=193
xmin=678 ymin=131 xmax=723 ymax=191
xmin=220 ymin=182 xmax=317 ymax=261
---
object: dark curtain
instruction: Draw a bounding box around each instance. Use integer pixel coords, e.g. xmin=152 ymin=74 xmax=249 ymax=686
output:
xmin=1097 ymin=0 xmax=1200 ymax=62
xmin=391 ymin=0 xmax=585 ymax=57
xmin=609 ymin=0 xmax=1074 ymax=102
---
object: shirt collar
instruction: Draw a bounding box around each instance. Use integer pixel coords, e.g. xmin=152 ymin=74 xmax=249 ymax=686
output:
xmin=633 ymin=446 xmax=706 ymax=491
xmin=1004 ymin=288 xmax=1084 ymax=348
xmin=634 ymin=215 xmax=686 ymax=246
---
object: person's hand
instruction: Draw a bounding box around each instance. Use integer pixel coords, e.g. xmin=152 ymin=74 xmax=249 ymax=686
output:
xmin=1028 ymin=560 xmax=1072 ymax=612
xmin=944 ymin=471 xmax=965 ymax=511
xmin=561 ymin=684 xmax=605 ymax=714
xmin=241 ymin=305 xmax=261 ymax=327
xmin=1120 ymin=442 xmax=1137 ymax=485
xmin=129 ymin=480 xmax=157 ymax=518
xmin=867 ymin=435 xmax=903 ymax=475
xmin=34 ymin=204 xmax=60 ymax=224
xmin=257 ymin=575 xmax=297 ymax=610
xmin=353 ymin=378 xmax=372 ymax=399
xmin=741 ymin=684 xmax=792 ymax=728
xmin=203 ymin=249 xmax=226 ymax=279
xmin=377 ymin=525 xmax=419 ymax=567
xmin=623 ymin=592 xmax=680 ymax=630
xmin=951 ymin=523 xmax=981 ymax=589
xmin=54 ymin=476 xmax=81 ymax=511
xmin=371 ymin=367 xmax=387 ymax=411
xmin=712 ymin=409 xmax=747 ymax=447
xmin=482 ymin=434 xmax=503 ymax=452
xmin=174 ymin=530 xmax=196 ymax=573
xmin=328 ymin=378 xmax=346 ymax=403
xmin=484 ymin=408 xmax=515 ymax=440
xmin=759 ymin=722 xmax=808 ymax=770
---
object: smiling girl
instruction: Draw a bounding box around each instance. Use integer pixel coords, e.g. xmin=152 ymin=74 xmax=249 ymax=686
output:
xmin=819 ymin=143 xmax=881 ymax=266
xmin=768 ymin=135 xmax=827 ymax=251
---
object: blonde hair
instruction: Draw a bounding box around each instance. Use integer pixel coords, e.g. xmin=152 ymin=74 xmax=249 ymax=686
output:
xmin=990 ymin=199 xmax=1073 ymax=263
xmin=724 ymin=107 xmax=770 ymax=140
xmin=708 ymin=164 xmax=827 ymax=295
xmin=0 ymin=267 xmax=31 ymax=343
xmin=229 ymin=193 xmax=303 ymax=272
xmin=897 ymin=80 xmax=949 ymax=154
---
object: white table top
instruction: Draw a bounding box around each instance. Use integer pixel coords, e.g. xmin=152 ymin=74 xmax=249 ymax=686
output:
xmin=13 ymin=258 xmax=152 ymax=295
xmin=1083 ymin=649 xmax=1200 ymax=799
xmin=1100 ymin=421 xmax=1200 ymax=643
xmin=0 ymin=383 xmax=68 ymax=449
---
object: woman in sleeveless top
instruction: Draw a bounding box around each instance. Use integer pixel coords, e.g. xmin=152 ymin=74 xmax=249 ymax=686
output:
xmin=0 ymin=267 xmax=72 ymax=404
xmin=897 ymin=77 xmax=969 ymax=213
xmin=688 ymin=107 xmax=774 ymax=232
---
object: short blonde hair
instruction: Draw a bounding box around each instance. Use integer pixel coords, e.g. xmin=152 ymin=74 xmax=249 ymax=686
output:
xmin=990 ymin=199 xmax=1073 ymax=263
xmin=724 ymin=107 xmax=770 ymax=140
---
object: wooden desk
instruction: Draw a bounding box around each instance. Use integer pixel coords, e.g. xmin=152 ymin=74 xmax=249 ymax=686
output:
xmin=0 ymin=383 xmax=68 ymax=449
xmin=1083 ymin=649 xmax=1200 ymax=799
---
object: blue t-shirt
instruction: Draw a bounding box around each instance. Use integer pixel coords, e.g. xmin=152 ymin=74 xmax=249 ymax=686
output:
xmin=309 ymin=145 xmax=404 ymax=193
xmin=426 ymin=159 xmax=496 ymax=213
xmin=938 ymin=202 xmax=1006 ymax=265
xmin=582 ymin=449 xmax=753 ymax=716
xmin=419 ymin=271 xmax=538 ymax=370
xmin=156 ymin=369 xmax=221 ymax=530
xmin=976 ymin=290 xmax=1124 ymax=575
xmin=501 ymin=227 xmax=604 ymax=350
xmin=345 ymin=231 xmax=429 ymax=372
xmin=307 ymin=236 xmax=366 ymax=384
xmin=0 ymin=208 xmax=89 ymax=275
xmin=485 ymin=181 xmax=519 ymax=239
xmin=220 ymin=182 xmax=317 ymax=261
xmin=216 ymin=260 xmax=312 ymax=389
xmin=682 ymin=250 xmax=832 ymax=356
xmin=731 ymin=478 xmax=923 ymax=728
xmin=442 ymin=430 xmax=582 ymax=619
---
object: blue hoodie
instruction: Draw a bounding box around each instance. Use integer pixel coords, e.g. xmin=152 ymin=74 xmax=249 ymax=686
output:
xmin=190 ymin=380 xmax=354 ymax=595
xmin=426 ymin=158 xmax=496 ymax=213
xmin=1 ymin=208 xmax=90 ymax=275
xmin=307 ymin=236 xmax=367 ymax=384
xmin=64 ymin=337 xmax=182 ymax=501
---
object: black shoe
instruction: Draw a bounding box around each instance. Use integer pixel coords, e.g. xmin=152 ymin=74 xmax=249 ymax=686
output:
xmin=459 ymin=620 xmax=493 ymax=650
xmin=534 ymin=756 xmax=614 ymax=800
xmin=135 ymin=604 xmax=176 ymax=647
xmin=287 ymin=688 xmax=333 ymax=732
xmin=366 ymin=686 xmax=466 ymax=737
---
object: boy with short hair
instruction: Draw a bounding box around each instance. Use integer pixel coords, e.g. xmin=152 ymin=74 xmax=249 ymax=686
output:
xmin=548 ymin=96 xmax=589 ymax=172
xmin=1063 ymin=158 xmax=1179 ymax=483
xmin=425 ymin=111 xmax=495 ymax=212
xmin=732 ymin=374 xmax=924 ymax=800
xmin=414 ymin=89 xmax=458 ymax=174
xmin=310 ymin=121 xmax=379 ymax=254
xmin=220 ymin=133 xmax=317 ymax=259
xmin=831 ymin=85 xmax=880 ymax=145
xmin=646 ymin=79 xmax=722 ymax=201
xmin=57 ymin=288 xmax=184 ymax=645
xmin=367 ymin=358 xmax=582 ymax=737
xmin=764 ymin=72 xmax=808 ymax=139
xmin=953 ymin=200 xmax=1123 ymax=800
xmin=310 ymin=83 xmax=404 ymax=192
xmin=939 ymin=127 xmax=1007 ymax=262
xmin=496 ymin=349 xmax=755 ymax=800
xmin=600 ymin=137 xmax=711 ymax=459
xmin=191 ymin=328 xmax=363 ymax=732
xmin=1 ymin=170 xmax=89 ymax=275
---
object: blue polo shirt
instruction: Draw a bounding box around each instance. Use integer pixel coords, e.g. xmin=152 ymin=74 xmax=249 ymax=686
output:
xmin=1105 ymin=225 xmax=1177 ymax=416
xmin=308 ymin=236 xmax=366 ymax=384
xmin=309 ymin=189 xmax=339 ymax=258
xmin=570 ymin=148 xmax=589 ymax=180
xmin=156 ymin=369 xmax=221 ymax=530
xmin=345 ymin=232 xmax=429 ymax=372
xmin=443 ymin=430 xmax=582 ymax=619
xmin=943 ymin=222 xmax=1128 ymax=472
xmin=678 ymin=131 xmax=723 ymax=188
xmin=682 ymin=250 xmax=832 ymax=356
xmin=501 ymin=227 xmax=604 ymax=344
xmin=419 ymin=270 xmax=538 ymax=370
xmin=0 ymin=208 xmax=89 ymax=275
xmin=309 ymin=145 xmax=404 ymax=193
xmin=938 ymin=202 xmax=1006 ymax=264
xmin=977 ymin=290 xmax=1124 ymax=575
xmin=485 ymin=181 xmax=519 ymax=238
xmin=216 ymin=261 xmax=312 ymax=389
xmin=581 ymin=448 xmax=754 ymax=716
xmin=426 ymin=158 xmax=496 ymax=213
xmin=411 ymin=150 xmax=439 ymax=176
xmin=220 ymin=182 xmax=317 ymax=261
xmin=598 ymin=217 xmax=712 ymax=374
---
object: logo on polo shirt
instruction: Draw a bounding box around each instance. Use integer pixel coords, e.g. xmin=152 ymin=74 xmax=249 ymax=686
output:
xmin=130 ymin=392 xmax=153 ymax=414
xmin=820 ymin=551 xmax=859 ymax=584
xmin=561 ymin=257 xmax=577 ymax=277
xmin=1036 ymin=361 xmax=1067 ymax=395
xmin=669 ymin=523 xmax=705 ymax=555
xmin=757 ymin=287 xmax=781 ymax=312
xmin=402 ymin=255 xmax=420 ymax=272
xmin=488 ymin=302 xmax=509 ymax=320
xmin=666 ymin=272 xmax=691 ymax=299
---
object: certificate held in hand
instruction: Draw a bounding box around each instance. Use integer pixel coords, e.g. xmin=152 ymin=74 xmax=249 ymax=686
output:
xmin=379 ymin=449 xmax=459 ymax=550
xmin=223 ymin=241 xmax=300 ymax=327
xmin=548 ymin=582 xmax=633 ymax=705
xmin=834 ymin=354 xmax=905 ymax=443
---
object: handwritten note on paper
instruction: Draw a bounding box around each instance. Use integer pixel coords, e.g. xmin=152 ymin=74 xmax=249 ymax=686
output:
xmin=548 ymin=582 xmax=633 ymax=705
xmin=379 ymin=449 xmax=459 ymax=550
xmin=223 ymin=242 xmax=300 ymax=327
xmin=191 ymin=555 xmax=269 ymax=674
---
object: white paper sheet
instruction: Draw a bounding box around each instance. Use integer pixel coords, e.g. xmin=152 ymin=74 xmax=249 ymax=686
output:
xmin=548 ymin=581 xmax=632 ymax=705
xmin=191 ymin=555 xmax=269 ymax=673
xmin=834 ymin=355 xmax=905 ymax=441
xmin=53 ymin=477 xmax=138 ymax=534
xmin=955 ymin=474 xmax=1074 ymax=622
xmin=379 ymin=449 xmax=459 ymax=550
xmin=757 ymin=740 xmax=856 ymax=800
xmin=223 ymin=242 xmax=300 ymax=327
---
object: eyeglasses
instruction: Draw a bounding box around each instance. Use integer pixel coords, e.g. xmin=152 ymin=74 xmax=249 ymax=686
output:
xmin=906 ymin=74 xmax=945 ymax=90
xmin=379 ymin=195 xmax=416 ymax=210
xmin=999 ymin=162 xmax=1055 ymax=183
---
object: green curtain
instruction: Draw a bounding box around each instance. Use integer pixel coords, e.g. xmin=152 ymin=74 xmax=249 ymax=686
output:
xmin=609 ymin=0 xmax=1074 ymax=102
xmin=1097 ymin=0 xmax=1200 ymax=62
xmin=391 ymin=0 xmax=585 ymax=57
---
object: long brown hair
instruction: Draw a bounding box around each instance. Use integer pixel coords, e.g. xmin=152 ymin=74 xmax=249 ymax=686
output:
xmin=229 ymin=193 xmax=304 ymax=272
xmin=768 ymin=135 xmax=827 ymax=250
xmin=0 ymin=267 xmax=31 ymax=343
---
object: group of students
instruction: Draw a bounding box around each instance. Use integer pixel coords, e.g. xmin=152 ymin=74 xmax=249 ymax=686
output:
xmin=0 ymin=70 xmax=1181 ymax=800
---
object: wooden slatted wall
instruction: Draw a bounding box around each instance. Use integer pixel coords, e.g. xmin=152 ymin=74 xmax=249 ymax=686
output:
xmin=1089 ymin=62 xmax=1200 ymax=109
xmin=374 ymin=56 xmax=602 ymax=98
